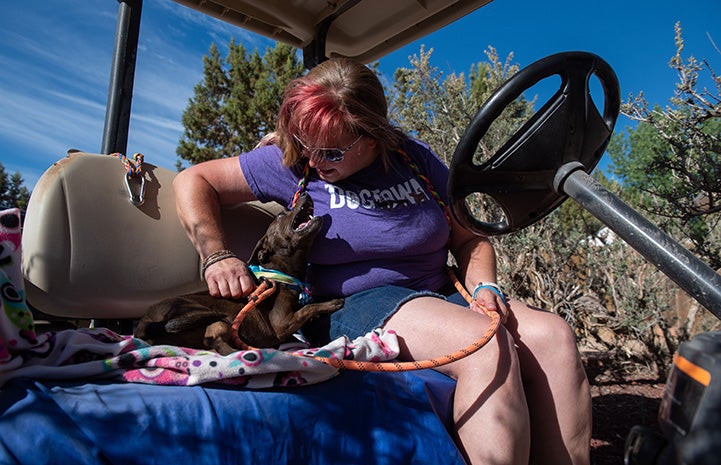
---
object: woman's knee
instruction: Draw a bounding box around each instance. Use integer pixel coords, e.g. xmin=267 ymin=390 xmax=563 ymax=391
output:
xmin=386 ymin=297 xmax=520 ymax=371
xmin=509 ymin=302 xmax=581 ymax=363
xmin=537 ymin=312 xmax=577 ymax=348
xmin=445 ymin=323 xmax=524 ymax=384
xmin=512 ymin=301 xmax=574 ymax=339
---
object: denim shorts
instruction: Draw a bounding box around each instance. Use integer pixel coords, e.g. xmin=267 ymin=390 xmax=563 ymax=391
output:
xmin=302 ymin=285 xmax=468 ymax=346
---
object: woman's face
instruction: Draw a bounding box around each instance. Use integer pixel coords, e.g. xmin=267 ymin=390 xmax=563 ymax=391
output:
xmin=299 ymin=133 xmax=379 ymax=183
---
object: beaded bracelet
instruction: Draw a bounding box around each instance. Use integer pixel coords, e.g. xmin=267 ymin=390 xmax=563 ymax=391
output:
xmin=472 ymin=282 xmax=508 ymax=305
xmin=200 ymin=249 xmax=237 ymax=278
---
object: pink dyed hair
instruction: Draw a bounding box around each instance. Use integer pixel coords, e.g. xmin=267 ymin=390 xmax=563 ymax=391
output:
xmin=275 ymin=58 xmax=406 ymax=167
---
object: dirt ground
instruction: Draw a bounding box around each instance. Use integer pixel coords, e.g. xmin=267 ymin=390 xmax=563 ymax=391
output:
xmin=585 ymin=353 xmax=666 ymax=465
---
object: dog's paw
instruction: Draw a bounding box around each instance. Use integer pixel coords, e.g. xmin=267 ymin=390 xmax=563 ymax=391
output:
xmin=327 ymin=298 xmax=344 ymax=311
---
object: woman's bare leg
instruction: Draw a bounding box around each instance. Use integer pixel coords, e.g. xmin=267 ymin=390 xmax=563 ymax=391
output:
xmin=506 ymin=299 xmax=592 ymax=465
xmin=383 ymin=297 xmax=530 ymax=465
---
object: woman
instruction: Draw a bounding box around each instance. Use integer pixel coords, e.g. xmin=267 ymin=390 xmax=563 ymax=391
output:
xmin=174 ymin=58 xmax=591 ymax=465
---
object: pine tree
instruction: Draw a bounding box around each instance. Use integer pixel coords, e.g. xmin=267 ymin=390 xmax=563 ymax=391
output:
xmin=0 ymin=163 xmax=30 ymax=211
xmin=177 ymin=42 xmax=303 ymax=166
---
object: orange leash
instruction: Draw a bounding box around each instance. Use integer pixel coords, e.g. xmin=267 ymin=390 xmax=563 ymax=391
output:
xmin=231 ymin=279 xmax=277 ymax=350
xmin=231 ymin=272 xmax=502 ymax=372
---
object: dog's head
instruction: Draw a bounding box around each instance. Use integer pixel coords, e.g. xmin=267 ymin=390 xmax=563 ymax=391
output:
xmin=249 ymin=193 xmax=322 ymax=277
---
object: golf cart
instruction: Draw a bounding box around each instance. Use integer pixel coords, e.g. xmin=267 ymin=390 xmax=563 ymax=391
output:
xmin=1 ymin=1 xmax=719 ymax=464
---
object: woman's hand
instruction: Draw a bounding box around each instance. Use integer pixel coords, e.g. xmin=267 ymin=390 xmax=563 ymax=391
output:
xmin=470 ymin=287 xmax=510 ymax=324
xmin=203 ymin=257 xmax=256 ymax=299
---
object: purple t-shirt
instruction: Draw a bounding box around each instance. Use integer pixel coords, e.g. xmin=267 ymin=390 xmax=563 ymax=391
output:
xmin=239 ymin=138 xmax=451 ymax=297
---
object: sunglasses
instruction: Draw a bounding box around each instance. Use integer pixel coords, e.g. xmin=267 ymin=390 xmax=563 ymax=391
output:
xmin=293 ymin=134 xmax=363 ymax=163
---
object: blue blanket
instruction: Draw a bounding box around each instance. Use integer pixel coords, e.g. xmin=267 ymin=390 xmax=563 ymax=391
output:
xmin=1 ymin=370 xmax=463 ymax=464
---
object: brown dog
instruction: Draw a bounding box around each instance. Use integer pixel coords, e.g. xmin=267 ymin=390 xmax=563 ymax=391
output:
xmin=134 ymin=194 xmax=343 ymax=354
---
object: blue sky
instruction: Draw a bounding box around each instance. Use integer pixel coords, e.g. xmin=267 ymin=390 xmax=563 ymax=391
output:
xmin=1 ymin=0 xmax=719 ymax=191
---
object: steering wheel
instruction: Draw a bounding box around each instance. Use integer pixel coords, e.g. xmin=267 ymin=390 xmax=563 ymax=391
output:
xmin=448 ymin=51 xmax=620 ymax=235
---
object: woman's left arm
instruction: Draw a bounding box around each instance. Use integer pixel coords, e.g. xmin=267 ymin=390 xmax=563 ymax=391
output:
xmin=448 ymin=210 xmax=509 ymax=320
xmin=411 ymin=140 xmax=509 ymax=317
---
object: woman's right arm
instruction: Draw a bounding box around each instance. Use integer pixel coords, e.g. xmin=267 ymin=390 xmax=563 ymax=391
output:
xmin=173 ymin=157 xmax=258 ymax=298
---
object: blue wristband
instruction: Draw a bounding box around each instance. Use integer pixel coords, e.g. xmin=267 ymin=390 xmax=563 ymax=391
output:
xmin=472 ymin=283 xmax=508 ymax=305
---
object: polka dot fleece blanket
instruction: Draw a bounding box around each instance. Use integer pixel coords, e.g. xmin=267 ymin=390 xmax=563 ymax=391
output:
xmin=0 ymin=208 xmax=400 ymax=388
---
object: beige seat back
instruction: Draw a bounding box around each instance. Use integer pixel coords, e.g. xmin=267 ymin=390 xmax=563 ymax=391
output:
xmin=22 ymin=152 xmax=283 ymax=319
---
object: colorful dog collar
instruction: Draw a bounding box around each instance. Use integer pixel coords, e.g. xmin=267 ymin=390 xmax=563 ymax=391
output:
xmin=248 ymin=265 xmax=312 ymax=305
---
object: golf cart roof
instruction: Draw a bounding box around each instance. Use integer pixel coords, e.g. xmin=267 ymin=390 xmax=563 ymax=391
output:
xmin=173 ymin=0 xmax=492 ymax=66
